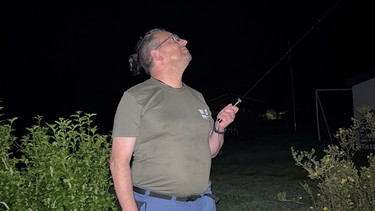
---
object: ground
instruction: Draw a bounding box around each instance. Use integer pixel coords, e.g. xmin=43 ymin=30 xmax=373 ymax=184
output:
xmin=211 ymin=133 xmax=323 ymax=211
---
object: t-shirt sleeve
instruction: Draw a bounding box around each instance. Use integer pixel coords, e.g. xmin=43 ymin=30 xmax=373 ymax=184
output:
xmin=112 ymin=92 xmax=141 ymax=138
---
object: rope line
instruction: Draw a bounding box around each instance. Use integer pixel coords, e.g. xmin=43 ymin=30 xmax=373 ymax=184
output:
xmin=236 ymin=0 xmax=343 ymax=102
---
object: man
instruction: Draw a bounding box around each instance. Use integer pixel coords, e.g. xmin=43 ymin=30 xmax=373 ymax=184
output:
xmin=110 ymin=28 xmax=239 ymax=211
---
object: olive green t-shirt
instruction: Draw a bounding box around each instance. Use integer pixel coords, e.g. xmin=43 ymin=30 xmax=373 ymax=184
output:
xmin=112 ymin=77 xmax=214 ymax=197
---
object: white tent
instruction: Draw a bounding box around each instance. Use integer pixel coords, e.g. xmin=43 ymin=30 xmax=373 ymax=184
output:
xmin=351 ymin=75 xmax=375 ymax=150
xmin=316 ymin=68 xmax=375 ymax=142
xmin=352 ymin=77 xmax=375 ymax=120
xmin=349 ymin=68 xmax=375 ymax=150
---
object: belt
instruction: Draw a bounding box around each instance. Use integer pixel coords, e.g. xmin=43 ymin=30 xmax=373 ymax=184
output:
xmin=133 ymin=186 xmax=203 ymax=202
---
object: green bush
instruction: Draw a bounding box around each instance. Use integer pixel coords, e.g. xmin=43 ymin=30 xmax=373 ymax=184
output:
xmin=284 ymin=105 xmax=375 ymax=211
xmin=0 ymin=108 xmax=117 ymax=210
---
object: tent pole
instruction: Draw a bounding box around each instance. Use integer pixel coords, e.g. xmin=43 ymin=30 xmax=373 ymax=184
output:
xmin=315 ymin=90 xmax=321 ymax=141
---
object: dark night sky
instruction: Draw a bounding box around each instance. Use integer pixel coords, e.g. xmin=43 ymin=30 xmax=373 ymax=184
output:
xmin=1 ymin=0 xmax=375 ymax=133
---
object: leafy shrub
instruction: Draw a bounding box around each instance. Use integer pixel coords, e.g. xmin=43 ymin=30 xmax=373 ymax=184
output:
xmin=284 ymin=105 xmax=375 ymax=211
xmin=0 ymin=109 xmax=116 ymax=210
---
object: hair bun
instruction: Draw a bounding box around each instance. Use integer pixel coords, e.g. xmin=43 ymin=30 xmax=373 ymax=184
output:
xmin=128 ymin=53 xmax=142 ymax=75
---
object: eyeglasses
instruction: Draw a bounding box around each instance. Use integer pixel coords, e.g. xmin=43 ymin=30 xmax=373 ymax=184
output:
xmin=154 ymin=33 xmax=181 ymax=50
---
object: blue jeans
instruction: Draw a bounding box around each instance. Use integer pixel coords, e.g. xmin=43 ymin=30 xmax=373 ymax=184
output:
xmin=134 ymin=186 xmax=217 ymax=211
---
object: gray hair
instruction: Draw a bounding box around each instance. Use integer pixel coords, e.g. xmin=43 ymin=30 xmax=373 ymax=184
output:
xmin=128 ymin=28 xmax=167 ymax=75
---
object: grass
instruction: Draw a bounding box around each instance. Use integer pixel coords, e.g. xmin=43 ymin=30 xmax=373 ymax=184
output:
xmin=211 ymin=133 xmax=322 ymax=211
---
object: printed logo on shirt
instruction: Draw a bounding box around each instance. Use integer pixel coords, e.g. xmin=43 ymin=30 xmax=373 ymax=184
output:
xmin=198 ymin=108 xmax=210 ymax=120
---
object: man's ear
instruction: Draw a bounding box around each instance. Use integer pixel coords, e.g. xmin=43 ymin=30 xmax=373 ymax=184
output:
xmin=151 ymin=49 xmax=163 ymax=61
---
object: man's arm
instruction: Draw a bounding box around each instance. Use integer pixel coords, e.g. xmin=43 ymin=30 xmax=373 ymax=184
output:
xmin=209 ymin=128 xmax=225 ymax=158
xmin=110 ymin=137 xmax=137 ymax=211
xmin=209 ymin=104 xmax=239 ymax=157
